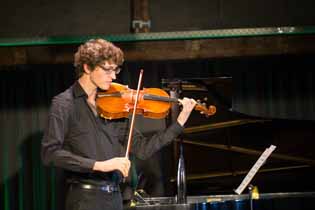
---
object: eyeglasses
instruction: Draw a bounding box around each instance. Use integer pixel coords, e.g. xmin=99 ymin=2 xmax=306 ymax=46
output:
xmin=98 ymin=65 xmax=121 ymax=75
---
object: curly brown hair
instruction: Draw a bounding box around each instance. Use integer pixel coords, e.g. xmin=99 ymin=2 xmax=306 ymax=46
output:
xmin=74 ymin=39 xmax=124 ymax=78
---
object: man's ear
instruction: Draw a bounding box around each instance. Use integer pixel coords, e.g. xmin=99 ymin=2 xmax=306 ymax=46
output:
xmin=83 ymin=64 xmax=92 ymax=74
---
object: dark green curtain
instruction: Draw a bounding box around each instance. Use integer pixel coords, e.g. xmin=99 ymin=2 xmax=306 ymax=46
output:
xmin=0 ymin=65 xmax=75 ymax=210
xmin=231 ymin=55 xmax=315 ymax=120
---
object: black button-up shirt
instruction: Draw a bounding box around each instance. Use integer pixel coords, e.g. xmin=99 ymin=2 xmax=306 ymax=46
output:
xmin=41 ymin=81 xmax=183 ymax=180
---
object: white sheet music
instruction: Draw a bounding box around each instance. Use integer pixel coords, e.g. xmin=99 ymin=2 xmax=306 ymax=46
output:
xmin=235 ymin=145 xmax=276 ymax=195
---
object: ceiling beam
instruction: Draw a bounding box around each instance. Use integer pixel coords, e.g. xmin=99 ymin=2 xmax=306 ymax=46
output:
xmin=0 ymin=35 xmax=315 ymax=66
xmin=131 ymin=0 xmax=150 ymax=33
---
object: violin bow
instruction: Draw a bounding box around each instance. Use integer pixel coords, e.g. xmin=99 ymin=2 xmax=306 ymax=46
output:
xmin=125 ymin=69 xmax=144 ymax=158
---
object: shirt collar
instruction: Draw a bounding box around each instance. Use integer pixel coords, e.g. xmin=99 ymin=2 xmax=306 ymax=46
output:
xmin=73 ymin=81 xmax=88 ymax=98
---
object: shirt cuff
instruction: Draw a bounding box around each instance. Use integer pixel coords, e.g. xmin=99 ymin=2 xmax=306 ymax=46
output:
xmin=167 ymin=121 xmax=184 ymax=137
xmin=81 ymin=159 xmax=96 ymax=172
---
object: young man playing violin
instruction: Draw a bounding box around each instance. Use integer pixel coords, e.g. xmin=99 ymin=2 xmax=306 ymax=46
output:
xmin=41 ymin=38 xmax=196 ymax=210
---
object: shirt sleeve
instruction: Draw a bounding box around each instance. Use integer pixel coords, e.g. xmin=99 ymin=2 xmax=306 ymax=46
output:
xmin=41 ymin=99 xmax=95 ymax=172
xmin=129 ymin=121 xmax=184 ymax=160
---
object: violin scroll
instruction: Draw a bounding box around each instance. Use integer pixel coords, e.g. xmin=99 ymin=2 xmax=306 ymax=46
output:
xmin=195 ymin=104 xmax=216 ymax=117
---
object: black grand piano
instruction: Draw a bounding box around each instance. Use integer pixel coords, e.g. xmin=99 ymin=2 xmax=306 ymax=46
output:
xmin=125 ymin=192 xmax=315 ymax=210
xmin=124 ymin=75 xmax=315 ymax=210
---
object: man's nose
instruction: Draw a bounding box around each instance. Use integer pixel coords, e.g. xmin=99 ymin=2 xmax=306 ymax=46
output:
xmin=111 ymin=71 xmax=116 ymax=80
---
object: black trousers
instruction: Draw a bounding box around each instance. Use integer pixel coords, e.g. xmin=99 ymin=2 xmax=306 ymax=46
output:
xmin=65 ymin=184 xmax=123 ymax=210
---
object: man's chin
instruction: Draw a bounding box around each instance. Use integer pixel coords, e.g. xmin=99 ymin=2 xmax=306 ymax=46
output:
xmin=98 ymin=84 xmax=111 ymax=91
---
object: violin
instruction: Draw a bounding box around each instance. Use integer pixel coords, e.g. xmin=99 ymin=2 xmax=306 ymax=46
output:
xmin=97 ymin=70 xmax=216 ymax=158
xmin=96 ymin=82 xmax=216 ymax=120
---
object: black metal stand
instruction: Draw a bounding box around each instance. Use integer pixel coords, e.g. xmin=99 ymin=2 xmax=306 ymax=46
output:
xmin=176 ymin=138 xmax=187 ymax=204
xmin=168 ymin=84 xmax=187 ymax=204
